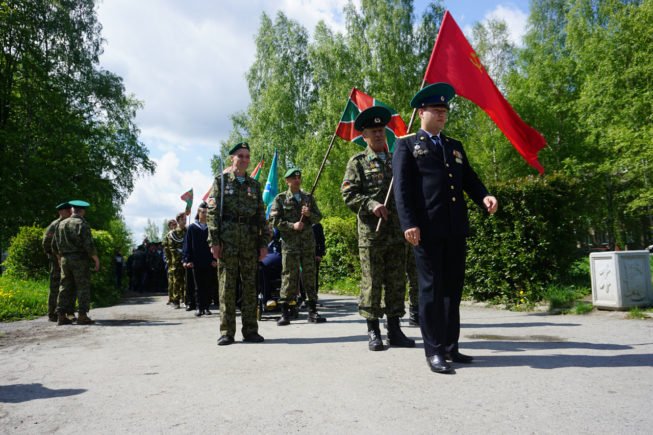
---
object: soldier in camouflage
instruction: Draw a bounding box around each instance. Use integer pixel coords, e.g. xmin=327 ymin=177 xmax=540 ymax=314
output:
xmin=270 ymin=167 xmax=326 ymax=326
xmin=162 ymin=219 xmax=177 ymax=305
xmin=51 ymin=200 xmax=100 ymax=325
xmin=42 ymin=202 xmax=72 ymax=322
xmin=165 ymin=213 xmax=187 ymax=309
xmin=341 ymin=106 xmax=415 ymax=351
xmin=405 ymin=244 xmax=419 ymax=326
xmin=208 ymin=142 xmax=268 ymax=346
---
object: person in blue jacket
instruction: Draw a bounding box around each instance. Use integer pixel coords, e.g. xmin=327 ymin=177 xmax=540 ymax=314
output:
xmin=183 ymin=202 xmax=216 ymax=316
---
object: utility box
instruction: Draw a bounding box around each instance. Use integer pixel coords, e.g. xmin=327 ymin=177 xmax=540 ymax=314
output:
xmin=590 ymin=251 xmax=653 ymax=310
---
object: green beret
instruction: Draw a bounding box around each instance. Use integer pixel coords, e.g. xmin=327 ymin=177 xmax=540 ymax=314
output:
xmin=228 ymin=142 xmax=250 ymax=155
xmin=68 ymin=200 xmax=90 ymax=208
xmin=56 ymin=202 xmax=71 ymax=210
xmin=354 ymin=106 xmax=392 ymax=131
xmin=410 ymin=82 xmax=455 ymax=109
xmin=284 ymin=167 xmax=301 ymax=178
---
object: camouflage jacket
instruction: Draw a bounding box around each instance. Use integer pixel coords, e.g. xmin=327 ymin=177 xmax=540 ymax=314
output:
xmin=42 ymin=217 xmax=62 ymax=255
xmin=341 ymin=146 xmax=403 ymax=245
xmin=52 ymin=214 xmax=97 ymax=258
xmin=270 ymin=189 xmax=321 ymax=253
xmin=207 ymin=172 xmax=268 ymax=249
xmin=166 ymin=228 xmax=186 ymax=267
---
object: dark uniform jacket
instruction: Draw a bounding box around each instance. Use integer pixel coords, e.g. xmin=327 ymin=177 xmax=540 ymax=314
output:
xmin=393 ymin=130 xmax=489 ymax=239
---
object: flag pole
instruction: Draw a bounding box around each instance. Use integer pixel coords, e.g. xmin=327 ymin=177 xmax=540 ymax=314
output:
xmin=375 ymin=81 xmax=423 ymax=232
xmin=300 ymin=89 xmax=355 ymax=223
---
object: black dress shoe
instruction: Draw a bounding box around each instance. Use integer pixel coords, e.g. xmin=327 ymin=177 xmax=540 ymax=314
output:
xmin=205 ymin=309 xmax=212 ymax=315
xmin=217 ymin=335 xmax=234 ymax=346
xmin=195 ymin=310 xmax=203 ymax=317
xmin=446 ymin=351 xmax=474 ymax=363
xmin=426 ymin=355 xmax=454 ymax=374
xmin=242 ymin=332 xmax=265 ymax=343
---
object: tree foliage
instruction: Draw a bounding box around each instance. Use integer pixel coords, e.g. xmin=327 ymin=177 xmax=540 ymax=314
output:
xmin=218 ymin=0 xmax=652 ymax=300
xmin=0 ymin=0 xmax=154 ymax=250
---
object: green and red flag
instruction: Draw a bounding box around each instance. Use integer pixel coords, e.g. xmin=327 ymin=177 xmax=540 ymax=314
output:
xmin=250 ymin=158 xmax=265 ymax=181
xmin=180 ymin=188 xmax=193 ymax=215
xmin=335 ymin=88 xmax=407 ymax=152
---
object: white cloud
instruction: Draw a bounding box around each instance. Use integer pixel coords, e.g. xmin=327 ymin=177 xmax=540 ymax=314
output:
xmin=484 ymin=4 xmax=528 ymax=46
xmin=122 ymin=152 xmax=214 ymax=243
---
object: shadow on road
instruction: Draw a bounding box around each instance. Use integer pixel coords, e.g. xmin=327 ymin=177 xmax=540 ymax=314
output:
xmin=94 ymin=319 xmax=182 ymax=327
xmin=463 ymin=322 xmax=581 ymax=328
xmin=0 ymin=383 xmax=86 ymax=403
xmin=464 ymin=339 xmax=633 ymax=352
xmin=468 ymin=353 xmax=653 ymax=369
xmin=262 ymin=334 xmax=366 ymax=345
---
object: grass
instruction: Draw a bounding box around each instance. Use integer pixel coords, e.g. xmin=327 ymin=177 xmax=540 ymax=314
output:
xmin=321 ymin=277 xmax=359 ymax=296
xmin=0 ymin=275 xmax=49 ymax=321
xmin=627 ymin=307 xmax=652 ymax=320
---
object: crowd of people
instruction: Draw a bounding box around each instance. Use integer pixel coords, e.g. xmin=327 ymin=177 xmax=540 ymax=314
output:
xmin=42 ymin=82 xmax=499 ymax=374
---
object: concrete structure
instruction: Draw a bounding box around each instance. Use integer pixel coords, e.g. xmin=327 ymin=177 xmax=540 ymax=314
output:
xmin=590 ymin=250 xmax=653 ymax=309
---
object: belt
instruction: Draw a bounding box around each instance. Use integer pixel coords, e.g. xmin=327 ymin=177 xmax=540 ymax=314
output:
xmin=223 ymin=215 xmax=258 ymax=225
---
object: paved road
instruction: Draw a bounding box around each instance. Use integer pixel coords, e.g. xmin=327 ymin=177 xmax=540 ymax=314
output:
xmin=1 ymin=294 xmax=652 ymax=434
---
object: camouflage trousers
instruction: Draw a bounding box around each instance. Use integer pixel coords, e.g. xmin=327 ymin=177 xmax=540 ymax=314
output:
xmin=48 ymin=256 xmax=61 ymax=317
xmin=218 ymin=243 xmax=258 ymax=338
xmin=280 ymin=248 xmax=317 ymax=303
xmin=57 ymin=254 xmax=91 ymax=314
xmin=167 ymin=268 xmax=174 ymax=302
xmin=170 ymin=265 xmax=186 ymax=304
xmin=358 ymin=242 xmax=406 ymax=320
xmin=405 ymin=244 xmax=418 ymax=310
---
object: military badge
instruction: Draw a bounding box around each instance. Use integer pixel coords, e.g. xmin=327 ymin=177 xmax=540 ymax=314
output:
xmin=453 ymin=150 xmax=462 ymax=159
xmin=413 ymin=144 xmax=429 ymax=158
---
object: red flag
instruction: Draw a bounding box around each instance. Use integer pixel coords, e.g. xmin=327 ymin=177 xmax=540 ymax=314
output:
xmin=335 ymin=88 xmax=407 ymax=152
xmin=180 ymin=188 xmax=193 ymax=214
xmin=425 ymin=11 xmax=546 ymax=174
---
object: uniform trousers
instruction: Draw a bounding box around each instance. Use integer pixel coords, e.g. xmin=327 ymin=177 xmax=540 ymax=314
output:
xmin=218 ymin=242 xmax=258 ymax=338
xmin=413 ymin=236 xmax=466 ymax=357
xmin=358 ymin=242 xmax=406 ymax=320
xmin=57 ymin=254 xmax=91 ymax=314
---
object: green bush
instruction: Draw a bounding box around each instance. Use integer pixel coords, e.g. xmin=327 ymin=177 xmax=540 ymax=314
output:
xmin=465 ymin=173 xmax=580 ymax=306
xmin=0 ymin=276 xmax=49 ymax=321
xmin=3 ymin=225 xmax=48 ymax=280
xmin=90 ymin=229 xmax=122 ymax=307
xmin=320 ymin=215 xmax=360 ymax=287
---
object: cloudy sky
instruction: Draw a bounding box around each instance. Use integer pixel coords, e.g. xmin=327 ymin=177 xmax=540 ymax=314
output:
xmin=96 ymin=0 xmax=529 ymax=243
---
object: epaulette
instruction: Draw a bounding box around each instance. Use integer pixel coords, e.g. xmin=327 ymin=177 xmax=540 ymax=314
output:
xmin=398 ymin=133 xmax=416 ymax=139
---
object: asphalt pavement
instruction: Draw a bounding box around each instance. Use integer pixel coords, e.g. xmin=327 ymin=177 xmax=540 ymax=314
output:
xmin=1 ymin=293 xmax=652 ymax=434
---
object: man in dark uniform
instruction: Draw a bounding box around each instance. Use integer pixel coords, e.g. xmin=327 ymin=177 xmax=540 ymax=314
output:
xmin=341 ymin=106 xmax=415 ymax=351
xmin=393 ymin=83 xmax=498 ymax=374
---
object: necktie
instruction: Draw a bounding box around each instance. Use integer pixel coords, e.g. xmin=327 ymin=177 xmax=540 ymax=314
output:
xmin=431 ymin=135 xmax=443 ymax=152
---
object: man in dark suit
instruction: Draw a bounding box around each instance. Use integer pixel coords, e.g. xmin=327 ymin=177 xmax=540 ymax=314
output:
xmin=392 ymin=82 xmax=498 ymax=374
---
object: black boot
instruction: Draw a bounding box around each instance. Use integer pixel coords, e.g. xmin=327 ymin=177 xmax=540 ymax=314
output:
xmin=307 ymin=301 xmax=326 ymax=323
xmin=408 ymin=306 xmax=419 ymax=327
xmin=277 ymin=303 xmax=291 ymax=326
xmin=387 ymin=317 xmax=415 ymax=347
xmin=367 ymin=319 xmax=384 ymax=351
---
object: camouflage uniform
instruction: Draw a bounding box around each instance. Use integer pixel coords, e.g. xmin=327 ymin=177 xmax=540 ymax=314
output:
xmin=166 ymin=228 xmax=186 ymax=305
xmin=42 ymin=217 xmax=63 ymax=319
xmin=405 ymin=243 xmax=419 ymax=319
xmin=270 ymin=189 xmax=321 ymax=304
xmin=52 ymin=214 xmax=97 ymax=315
xmin=341 ymin=146 xmax=406 ymax=320
xmin=207 ymin=172 xmax=268 ymax=338
xmin=162 ymin=235 xmax=174 ymax=302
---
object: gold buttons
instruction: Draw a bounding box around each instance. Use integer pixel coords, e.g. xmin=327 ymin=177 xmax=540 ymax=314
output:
xmin=448 ymin=173 xmax=453 ymax=178
xmin=450 ymin=185 xmax=454 ymax=190
xmin=452 ymin=197 xmax=457 ymax=202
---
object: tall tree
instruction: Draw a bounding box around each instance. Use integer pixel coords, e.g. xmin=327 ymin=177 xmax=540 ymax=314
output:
xmin=0 ymin=0 xmax=154 ymax=249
